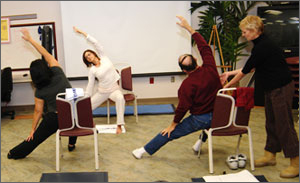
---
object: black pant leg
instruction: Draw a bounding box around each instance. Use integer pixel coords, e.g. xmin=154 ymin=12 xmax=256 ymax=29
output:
xmin=8 ymin=112 xmax=58 ymax=159
xmin=68 ymin=136 xmax=77 ymax=145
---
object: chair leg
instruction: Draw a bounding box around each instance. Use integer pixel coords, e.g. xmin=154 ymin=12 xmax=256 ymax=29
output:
xmin=248 ymin=128 xmax=255 ymax=171
xmin=107 ymin=100 xmax=110 ymax=124
xmin=235 ymin=134 xmax=242 ymax=155
xmin=59 ymin=136 xmax=64 ymax=158
xmin=134 ymin=98 xmax=138 ymax=123
xmin=56 ymin=132 xmax=60 ymax=171
xmin=94 ymin=129 xmax=99 ymax=170
xmin=198 ymin=131 xmax=204 ymax=158
xmin=208 ymin=131 xmax=214 ymax=174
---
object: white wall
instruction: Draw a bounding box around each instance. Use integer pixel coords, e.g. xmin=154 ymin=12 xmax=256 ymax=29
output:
xmin=1 ymin=1 xmax=187 ymax=106
xmin=60 ymin=1 xmax=191 ymax=77
xmin=1 ymin=1 xmax=65 ymax=106
xmin=1 ymin=1 xmax=268 ymax=106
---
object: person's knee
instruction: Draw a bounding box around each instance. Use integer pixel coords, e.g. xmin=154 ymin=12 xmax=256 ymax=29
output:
xmin=116 ymin=94 xmax=125 ymax=103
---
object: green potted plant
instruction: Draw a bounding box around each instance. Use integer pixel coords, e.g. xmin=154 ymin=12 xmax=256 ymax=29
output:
xmin=191 ymin=1 xmax=261 ymax=72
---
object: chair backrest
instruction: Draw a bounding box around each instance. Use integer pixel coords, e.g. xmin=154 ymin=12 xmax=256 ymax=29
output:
xmin=56 ymin=96 xmax=74 ymax=130
xmin=1 ymin=67 xmax=13 ymax=102
xmin=234 ymin=107 xmax=251 ymax=126
xmin=210 ymin=94 xmax=235 ymax=129
xmin=75 ymin=96 xmax=94 ymax=128
xmin=120 ymin=66 xmax=133 ymax=91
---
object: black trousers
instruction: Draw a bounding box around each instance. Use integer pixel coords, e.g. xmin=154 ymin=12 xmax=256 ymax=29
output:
xmin=264 ymin=81 xmax=299 ymax=158
xmin=8 ymin=112 xmax=77 ymax=159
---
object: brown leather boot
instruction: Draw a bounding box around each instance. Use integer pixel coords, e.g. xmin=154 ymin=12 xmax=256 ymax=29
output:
xmin=254 ymin=150 xmax=276 ymax=167
xmin=280 ymin=156 xmax=299 ymax=178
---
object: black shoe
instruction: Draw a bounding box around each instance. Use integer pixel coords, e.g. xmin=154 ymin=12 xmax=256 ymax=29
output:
xmin=68 ymin=144 xmax=76 ymax=152
xmin=7 ymin=152 xmax=13 ymax=159
xmin=7 ymin=151 xmax=26 ymax=159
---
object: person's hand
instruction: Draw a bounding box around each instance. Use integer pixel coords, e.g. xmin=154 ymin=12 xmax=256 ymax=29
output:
xmin=161 ymin=122 xmax=177 ymax=138
xmin=176 ymin=15 xmax=195 ymax=34
xmin=73 ymin=26 xmax=87 ymax=37
xmin=176 ymin=15 xmax=190 ymax=29
xmin=26 ymin=130 xmax=35 ymax=141
xmin=73 ymin=26 xmax=81 ymax=33
xmin=20 ymin=28 xmax=32 ymax=41
xmin=220 ymin=72 xmax=229 ymax=85
xmin=73 ymin=26 xmax=84 ymax=34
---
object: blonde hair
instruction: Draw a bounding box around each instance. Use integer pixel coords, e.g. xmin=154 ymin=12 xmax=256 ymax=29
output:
xmin=239 ymin=15 xmax=264 ymax=33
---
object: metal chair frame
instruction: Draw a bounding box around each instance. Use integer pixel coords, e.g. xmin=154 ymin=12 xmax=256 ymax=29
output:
xmin=198 ymin=88 xmax=254 ymax=174
xmin=56 ymin=93 xmax=99 ymax=171
xmin=107 ymin=65 xmax=138 ymax=123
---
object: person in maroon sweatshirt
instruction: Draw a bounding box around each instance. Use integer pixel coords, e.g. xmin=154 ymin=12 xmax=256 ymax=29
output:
xmin=132 ymin=16 xmax=222 ymax=159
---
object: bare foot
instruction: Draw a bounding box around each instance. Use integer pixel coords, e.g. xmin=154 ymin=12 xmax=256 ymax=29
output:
xmin=116 ymin=125 xmax=122 ymax=134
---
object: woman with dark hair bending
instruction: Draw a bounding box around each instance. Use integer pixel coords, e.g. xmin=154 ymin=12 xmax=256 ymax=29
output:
xmin=73 ymin=26 xmax=125 ymax=134
xmin=7 ymin=28 xmax=77 ymax=159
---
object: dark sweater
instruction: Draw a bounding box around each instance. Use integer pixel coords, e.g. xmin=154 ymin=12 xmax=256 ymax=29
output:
xmin=242 ymin=34 xmax=292 ymax=91
xmin=35 ymin=67 xmax=72 ymax=113
xmin=173 ymin=32 xmax=222 ymax=123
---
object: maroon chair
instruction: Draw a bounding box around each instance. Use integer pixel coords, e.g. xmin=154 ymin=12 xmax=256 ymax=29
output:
xmin=107 ymin=65 xmax=138 ymax=123
xmin=56 ymin=93 xmax=99 ymax=171
xmin=198 ymin=88 xmax=254 ymax=174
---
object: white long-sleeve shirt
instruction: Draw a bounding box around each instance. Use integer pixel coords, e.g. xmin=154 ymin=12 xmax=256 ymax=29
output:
xmin=85 ymin=35 xmax=120 ymax=95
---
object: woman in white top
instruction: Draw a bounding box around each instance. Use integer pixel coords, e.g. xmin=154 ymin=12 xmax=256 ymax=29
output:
xmin=73 ymin=27 xmax=125 ymax=134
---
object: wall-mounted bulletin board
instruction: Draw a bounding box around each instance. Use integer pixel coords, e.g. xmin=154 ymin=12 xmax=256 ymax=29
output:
xmin=1 ymin=22 xmax=57 ymax=71
xmin=1 ymin=17 xmax=11 ymax=43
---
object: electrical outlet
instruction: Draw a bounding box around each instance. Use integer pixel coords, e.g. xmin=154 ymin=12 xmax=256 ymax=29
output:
xmin=171 ymin=76 xmax=175 ymax=83
xmin=150 ymin=77 xmax=154 ymax=84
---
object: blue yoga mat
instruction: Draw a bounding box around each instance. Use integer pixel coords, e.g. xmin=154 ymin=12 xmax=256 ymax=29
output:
xmin=93 ymin=104 xmax=175 ymax=117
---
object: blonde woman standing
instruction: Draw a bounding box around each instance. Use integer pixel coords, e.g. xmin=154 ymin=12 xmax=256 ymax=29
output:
xmin=221 ymin=15 xmax=298 ymax=178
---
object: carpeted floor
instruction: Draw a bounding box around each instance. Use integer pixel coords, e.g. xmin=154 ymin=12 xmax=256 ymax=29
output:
xmin=1 ymin=100 xmax=299 ymax=182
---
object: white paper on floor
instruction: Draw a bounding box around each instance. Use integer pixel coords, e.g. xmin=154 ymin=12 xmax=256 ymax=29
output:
xmin=96 ymin=124 xmax=126 ymax=134
xmin=203 ymin=170 xmax=259 ymax=182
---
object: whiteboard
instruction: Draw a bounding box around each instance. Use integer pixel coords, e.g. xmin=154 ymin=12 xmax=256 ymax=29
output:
xmin=60 ymin=1 xmax=191 ymax=77
xmin=1 ymin=22 xmax=56 ymax=70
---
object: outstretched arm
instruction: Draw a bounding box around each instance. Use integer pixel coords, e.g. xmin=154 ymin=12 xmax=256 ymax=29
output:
xmin=223 ymin=70 xmax=246 ymax=88
xmin=176 ymin=15 xmax=195 ymax=35
xmin=20 ymin=28 xmax=59 ymax=67
xmin=177 ymin=15 xmax=216 ymax=68
xmin=220 ymin=69 xmax=242 ymax=85
xmin=73 ymin=26 xmax=88 ymax=38
xmin=221 ymin=68 xmax=255 ymax=86
xmin=26 ymin=97 xmax=44 ymax=141
xmin=73 ymin=26 xmax=104 ymax=57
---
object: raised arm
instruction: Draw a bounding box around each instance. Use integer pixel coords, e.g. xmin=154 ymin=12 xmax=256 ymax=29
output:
xmin=73 ymin=26 xmax=104 ymax=57
xmin=73 ymin=26 xmax=88 ymax=37
xmin=176 ymin=15 xmax=195 ymax=35
xmin=177 ymin=15 xmax=216 ymax=68
xmin=20 ymin=28 xmax=59 ymax=67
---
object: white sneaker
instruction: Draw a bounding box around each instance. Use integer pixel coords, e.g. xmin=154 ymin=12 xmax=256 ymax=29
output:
xmin=192 ymin=139 xmax=202 ymax=154
xmin=132 ymin=147 xmax=145 ymax=159
xmin=237 ymin=153 xmax=247 ymax=168
xmin=226 ymin=155 xmax=238 ymax=170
